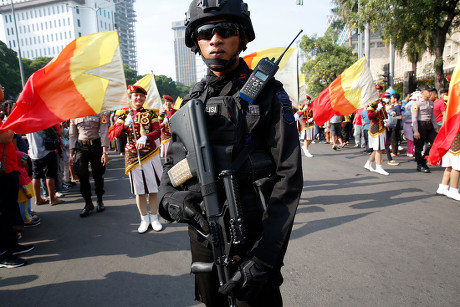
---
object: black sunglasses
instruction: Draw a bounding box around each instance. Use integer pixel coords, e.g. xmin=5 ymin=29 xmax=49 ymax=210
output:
xmin=195 ymin=22 xmax=240 ymax=40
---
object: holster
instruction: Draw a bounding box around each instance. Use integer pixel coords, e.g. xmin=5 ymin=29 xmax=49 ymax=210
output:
xmin=253 ymin=175 xmax=278 ymax=212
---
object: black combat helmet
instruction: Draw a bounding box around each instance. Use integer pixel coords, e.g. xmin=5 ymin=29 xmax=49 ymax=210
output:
xmin=184 ymin=0 xmax=255 ymax=51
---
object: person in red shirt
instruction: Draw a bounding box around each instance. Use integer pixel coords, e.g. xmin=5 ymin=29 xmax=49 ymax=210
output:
xmin=432 ymin=88 xmax=447 ymax=126
xmin=0 ymin=124 xmax=35 ymax=268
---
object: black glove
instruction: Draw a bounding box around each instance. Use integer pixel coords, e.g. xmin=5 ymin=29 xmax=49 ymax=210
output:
xmin=165 ymin=191 xmax=209 ymax=234
xmin=218 ymin=259 xmax=271 ymax=302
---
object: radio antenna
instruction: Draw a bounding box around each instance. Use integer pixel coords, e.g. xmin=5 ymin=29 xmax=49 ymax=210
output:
xmin=274 ymin=29 xmax=303 ymax=65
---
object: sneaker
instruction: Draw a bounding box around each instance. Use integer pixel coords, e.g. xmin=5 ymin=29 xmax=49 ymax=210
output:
xmin=354 ymin=144 xmax=359 ymax=148
xmin=332 ymin=145 xmax=337 ymax=150
xmin=436 ymin=184 xmax=449 ymax=196
xmin=407 ymin=153 xmax=413 ymax=157
xmin=387 ymin=160 xmax=400 ymax=166
xmin=305 ymin=150 xmax=313 ymax=158
xmin=55 ymin=192 xmax=64 ymax=198
xmin=11 ymin=244 xmax=35 ymax=256
xmin=0 ymin=254 xmax=27 ymax=268
xmin=24 ymin=218 xmax=41 ymax=228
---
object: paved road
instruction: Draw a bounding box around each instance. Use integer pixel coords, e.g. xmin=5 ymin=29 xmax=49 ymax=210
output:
xmin=1 ymin=142 xmax=460 ymax=306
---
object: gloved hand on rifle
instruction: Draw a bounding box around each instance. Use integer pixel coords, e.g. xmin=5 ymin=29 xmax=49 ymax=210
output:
xmin=218 ymin=258 xmax=271 ymax=302
xmin=162 ymin=191 xmax=209 ymax=234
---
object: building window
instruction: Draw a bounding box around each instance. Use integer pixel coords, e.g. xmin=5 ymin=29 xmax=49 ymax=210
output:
xmin=59 ymin=19 xmax=61 ymax=27
xmin=60 ymin=32 xmax=62 ymax=40
xmin=9 ymin=15 xmax=12 ymax=22
xmin=78 ymin=32 xmax=82 ymax=37
xmin=39 ymin=9 xmax=42 ymax=17
xmin=49 ymin=21 xmax=52 ymax=28
xmin=8 ymin=41 xmax=11 ymax=48
xmin=77 ymin=19 xmax=80 ymax=27
xmin=53 ymin=6 xmax=55 ymax=14
xmin=76 ymin=7 xmax=79 ymax=14
xmin=7 ymin=28 xmax=9 ymax=35
xmin=11 ymin=28 xmax=13 ymax=35
xmin=48 ymin=7 xmax=51 ymax=15
xmin=13 ymin=40 xmax=15 ymax=48
xmin=4 ymin=15 xmax=7 ymax=23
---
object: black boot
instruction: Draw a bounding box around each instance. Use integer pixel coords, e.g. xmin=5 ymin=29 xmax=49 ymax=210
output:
xmin=96 ymin=196 xmax=105 ymax=213
xmin=80 ymin=199 xmax=94 ymax=218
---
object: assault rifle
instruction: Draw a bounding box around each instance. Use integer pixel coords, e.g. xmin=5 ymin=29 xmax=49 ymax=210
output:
xmin=167 ymin=99 xmax=245 ymax=306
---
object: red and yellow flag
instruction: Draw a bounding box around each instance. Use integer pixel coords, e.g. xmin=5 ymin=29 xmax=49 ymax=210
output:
xmin=427 ymin=58 xmax=460 ymax=165
xmin=311 ymin=57 xmax=378 ymax=126
xmin=1 ymin=31 xmax=127 ymax=134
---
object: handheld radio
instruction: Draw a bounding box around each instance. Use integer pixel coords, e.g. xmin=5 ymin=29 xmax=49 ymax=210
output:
xmin=239 ymin=29 xmax=303 ymax=104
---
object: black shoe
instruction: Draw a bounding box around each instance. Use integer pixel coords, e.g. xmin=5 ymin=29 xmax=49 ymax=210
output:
xmin=80 ymin=202 xmax=95 ymax=218
xmin=417 ymin=165 xmax=431 ymax=173
xmin=11 ymin=244 xmax=35 ymax=256
xmin=96 ymin=201 xmax=105 ymax=213
xmin=0 ymin=253 xmax=27 ymax=268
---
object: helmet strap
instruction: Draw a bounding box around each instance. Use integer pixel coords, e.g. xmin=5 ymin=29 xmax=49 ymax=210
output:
xmin=201 ymin=52 xmax=239 ymax=72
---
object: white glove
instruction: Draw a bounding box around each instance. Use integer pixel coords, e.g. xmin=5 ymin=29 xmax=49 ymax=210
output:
xmin=376 ymin=103 xmax=383 ymax=111
xmin=308 ymin=118 xmax=314 ymax=123
xmin=163 ymin=117 xmax=169 ymax=124
xmin=136 ymin=135 xmax=147 ymax=145
xmin=294 ymin=113 xmax=300 ymax=122
xmin=383 ymin=119 xmax=389 ymax=127
xmin=124 ymin=114 xmax=133 ymax=126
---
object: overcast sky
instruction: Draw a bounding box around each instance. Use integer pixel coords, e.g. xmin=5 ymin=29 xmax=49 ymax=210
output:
xmin=134 ymin=0 xmax=334 ymax=80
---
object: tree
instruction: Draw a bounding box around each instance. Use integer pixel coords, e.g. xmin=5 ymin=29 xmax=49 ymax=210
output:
xmin=300 ymin=28 xmax=357 ymax=97
xmin=361 ymin=0 xmax=460 ymax=90
xmin=0 ymin=40 xmax=22 ymax=100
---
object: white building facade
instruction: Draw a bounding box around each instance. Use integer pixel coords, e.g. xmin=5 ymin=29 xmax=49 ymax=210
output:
xmin=0 ymin=0 xmax=136 ymax=70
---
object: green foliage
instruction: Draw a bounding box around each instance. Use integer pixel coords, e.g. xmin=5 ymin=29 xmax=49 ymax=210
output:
xmin=300 ymin=28 xmax=357 ymax=97
xmin=154 ymin=75 xmax=192 ymax=99
xmin=338 ymin=0 xmax=460 ymax=89
xmin=124 ymin=64 xmax=138 ymax=86
xmin=0 ymin=40 xmax=22 ymax=100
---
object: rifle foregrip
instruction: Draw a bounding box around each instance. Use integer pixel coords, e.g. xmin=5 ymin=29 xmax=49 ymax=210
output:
xmin=221 ymin=171 xmax=246 ymax=245
xmin=168 ymin=158 xmax=193 ymax=187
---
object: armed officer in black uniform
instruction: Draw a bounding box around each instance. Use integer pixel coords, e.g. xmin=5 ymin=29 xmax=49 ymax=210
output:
xmin=158 ymin=1 xmax=303 ymax=306
xmin=69 ymin=114 xmax=110 ymax=217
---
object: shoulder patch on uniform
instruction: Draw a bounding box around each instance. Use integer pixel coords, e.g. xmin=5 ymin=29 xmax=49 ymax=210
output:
xmin=412 ymin=104 xmax=418 ymax=111
xmin=276 ymin=91 xmax=295 ymax=125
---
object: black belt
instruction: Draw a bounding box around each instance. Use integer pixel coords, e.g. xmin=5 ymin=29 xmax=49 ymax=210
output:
xmin=78 ymin=138 xmax=100 ymax=146
xmin=418 ymin=120 xmax=432 ymax=125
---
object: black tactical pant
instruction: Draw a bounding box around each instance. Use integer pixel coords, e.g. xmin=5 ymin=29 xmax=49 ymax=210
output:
xmin=0 ymin=171 xmax=19 ymax=253
xmin=74 ymin=139 xmax=105 ymax=201
xmin=414 ymin=121 xmax=437 ymax=166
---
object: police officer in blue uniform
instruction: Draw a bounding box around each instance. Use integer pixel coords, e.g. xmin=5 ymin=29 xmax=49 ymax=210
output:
xmin=158 ymin=1 xmax=303 ymax=306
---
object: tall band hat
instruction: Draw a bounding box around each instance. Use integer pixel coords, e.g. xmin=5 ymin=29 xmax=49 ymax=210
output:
xmin=127 ymin=85 xmax=147 ymax=96
xmin=163 ymin=95 xmax=174 ymax=102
